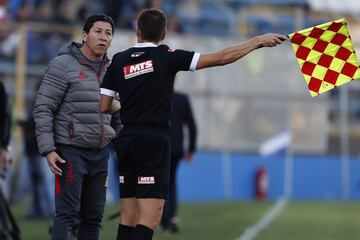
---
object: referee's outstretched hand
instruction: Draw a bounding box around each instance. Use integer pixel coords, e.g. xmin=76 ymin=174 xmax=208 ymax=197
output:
xmin=46 ymin=151 xmax=66 ymax=176
xmin=256 ymin=33 xmax=288 ymax=48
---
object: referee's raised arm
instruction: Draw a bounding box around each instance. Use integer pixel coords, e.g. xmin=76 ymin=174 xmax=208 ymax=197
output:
xmin=196 ymin=33 xmax=288 ymax=70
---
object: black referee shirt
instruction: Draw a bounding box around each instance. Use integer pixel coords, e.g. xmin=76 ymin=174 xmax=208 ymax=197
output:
xmin=100 ymin=42 xmax=199 ymax=127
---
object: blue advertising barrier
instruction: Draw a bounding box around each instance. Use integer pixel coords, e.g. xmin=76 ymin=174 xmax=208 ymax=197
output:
xmin=177 ymin=152 xmax=360 ymax=201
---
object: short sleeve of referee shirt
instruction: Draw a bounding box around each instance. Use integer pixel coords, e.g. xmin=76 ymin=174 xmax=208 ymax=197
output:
xmin=168 ymin=47 xmax=200 ymax=73
xmin=100 ymin=56 xmax=117 ymax=97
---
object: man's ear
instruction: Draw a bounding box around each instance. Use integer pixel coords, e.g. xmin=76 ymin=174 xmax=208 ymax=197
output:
xmin=136 ymin=27 xmax=141 ymax=38
xmin=82 ymin=32 xmax=87 ymax=43
xmin=160 ymin=30 xmax=166 ymax=41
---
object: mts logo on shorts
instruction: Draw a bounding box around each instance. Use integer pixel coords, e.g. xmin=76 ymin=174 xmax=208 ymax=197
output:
xmin=123 ymin=60 xmax=154 ymax=79
xmin=119 ymin=176 xmax=124 ymax=183
xmin=138 ymin=176 xmax=155 ymax=184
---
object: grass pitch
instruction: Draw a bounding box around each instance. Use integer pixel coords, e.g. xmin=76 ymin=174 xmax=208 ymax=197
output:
xmin=9 ymin=201 xmax=360 ymax=240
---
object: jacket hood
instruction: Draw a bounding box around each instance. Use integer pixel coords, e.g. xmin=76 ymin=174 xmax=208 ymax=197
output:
xmin=58 ymin=42 xmax=109 ymax=64
xmin=58 ymin=42 xmax=82 ymax=57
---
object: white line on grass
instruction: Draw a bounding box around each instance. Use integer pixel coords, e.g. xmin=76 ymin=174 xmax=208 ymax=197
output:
xmin=235 ymin=198 xmax=288 ymax=240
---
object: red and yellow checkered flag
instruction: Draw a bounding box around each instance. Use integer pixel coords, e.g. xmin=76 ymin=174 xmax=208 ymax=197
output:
xmin=289 ymin=18 xmax=360 ymax=97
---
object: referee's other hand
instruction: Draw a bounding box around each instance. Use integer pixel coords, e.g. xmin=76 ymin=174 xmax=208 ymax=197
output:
xmin=256 ymin=33 xmax=288 ymax=48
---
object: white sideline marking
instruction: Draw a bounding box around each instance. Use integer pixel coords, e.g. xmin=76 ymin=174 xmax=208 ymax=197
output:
xmin=235 ymin=198 xmax=288 ymax=240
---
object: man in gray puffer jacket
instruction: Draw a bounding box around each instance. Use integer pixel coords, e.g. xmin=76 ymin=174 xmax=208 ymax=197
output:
xmin=33 ymin=14 xmax=120 ymax=240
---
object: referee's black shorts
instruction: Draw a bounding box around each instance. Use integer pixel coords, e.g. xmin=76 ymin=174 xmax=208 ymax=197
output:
xmin=115 ymin=124 xmax=170 ymax=199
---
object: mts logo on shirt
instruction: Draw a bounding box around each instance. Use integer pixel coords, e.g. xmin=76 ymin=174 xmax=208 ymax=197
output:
xmin=137 ymin=176 xmax=155 ymax=184
xmin=123 ymin=60 xmax=154 ymax=79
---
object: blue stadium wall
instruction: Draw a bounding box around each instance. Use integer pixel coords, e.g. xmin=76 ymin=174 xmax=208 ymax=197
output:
xmin=177 ymin=152 xmax=360 ymax=201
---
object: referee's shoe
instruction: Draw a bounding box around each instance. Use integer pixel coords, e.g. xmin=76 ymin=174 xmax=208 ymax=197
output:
xmin=161 ymin=217 xmax=180 ymax=234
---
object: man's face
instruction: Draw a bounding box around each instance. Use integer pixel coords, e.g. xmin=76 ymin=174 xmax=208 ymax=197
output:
xmin=83 ymin=21 xmax=113 ymax=58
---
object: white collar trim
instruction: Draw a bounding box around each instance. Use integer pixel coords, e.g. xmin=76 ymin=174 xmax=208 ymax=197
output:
xmin=134 ymin=42 xmax=158 ymax=48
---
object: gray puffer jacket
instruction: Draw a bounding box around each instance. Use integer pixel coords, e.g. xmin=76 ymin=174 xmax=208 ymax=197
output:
xmin=33 ymin=42 xmax=119 ymax=156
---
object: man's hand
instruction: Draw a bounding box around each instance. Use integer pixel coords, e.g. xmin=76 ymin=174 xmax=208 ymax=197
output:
xmin=46 ymin=151 xmax=66 ymax=176
xmin=256 ymin=33 xmax=288 ymax=48
xmin=110 ymin=99 xmax=121 ymax=112
xmin=0 ymin=148 xmax=9 ymax=173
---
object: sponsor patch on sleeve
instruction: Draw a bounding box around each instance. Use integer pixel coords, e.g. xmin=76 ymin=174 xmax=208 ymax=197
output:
xmin=123 ymin=60 xmax=154 ymax=79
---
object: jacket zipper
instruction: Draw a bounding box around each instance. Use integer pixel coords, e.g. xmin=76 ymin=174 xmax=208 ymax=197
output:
xmin=69 ymin=120 xmax=74 ymax=142
xmin=78 ymin=59 xmax=109 ymax=148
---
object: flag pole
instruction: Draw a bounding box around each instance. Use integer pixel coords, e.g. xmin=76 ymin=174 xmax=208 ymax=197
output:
xmin=340 ymin=85 xmax=350 ymax=200
xmin=284 ymin=113 xmax=294 ymax=199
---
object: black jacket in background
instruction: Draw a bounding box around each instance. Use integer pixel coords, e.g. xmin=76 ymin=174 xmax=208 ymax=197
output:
xmin=0 ymin=82 xmax=11 ymax=150
xmin=170 ymin=92 xmax=197 ymax=155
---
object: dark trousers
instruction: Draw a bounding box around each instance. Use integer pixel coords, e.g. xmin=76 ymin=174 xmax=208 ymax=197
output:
xmin=51 ymin=145 xmax=108 ymax=240
xmin=161 ymin=153 xmax=182 ymax=229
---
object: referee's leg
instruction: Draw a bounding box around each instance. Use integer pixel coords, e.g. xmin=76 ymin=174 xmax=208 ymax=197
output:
xmin=117 ymin=198 xmax=138 ymax=240
xmin=133 ymin=198 xmax=165 ymax=240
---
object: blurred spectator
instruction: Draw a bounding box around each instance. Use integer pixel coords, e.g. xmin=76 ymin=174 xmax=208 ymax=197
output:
xmin=17 ymin=82 xmax=53 ymax=219
xmin=145 ymin=0 xmax=162 ymax=9
xmin=126 ymin=7 xmax=141 ymax=30
xmin=33 ymin=2 xmax=52 ymax=23
xmin=177 ymin=0 xmax=200 ymax=21
xmin=33 ymin=2 xmax=73 ymax=63
xmin=52 ymin=1 xmax=73 ymax=25
xmin=166 ymin=15 xmax=182 ymax=33
xmin=14 ymin=1 xmax=31 ymax=22
xmin=0 ymin=81 xmax=21 ymax=240
xmin=76 ymin=4 xmax=90 ymax=24
xmin=49 ymin=1 xmax=74 ymax=62
xmin=0 ymin=18 xmax=20 ymax=59
xmin=7 ymin=0 xmax=22 ymax=20
xmin=0 ymin=0 xmax=6 ymax=22
xmin=28 ymin=2 xmax=56 ymax=63
xmin=2 ymin=1 xmax=72 ymax=63
xmin=161 ymin=91 xmax=197 ymax=233
xmin=104 ymin=0 xmax=124 ymax=26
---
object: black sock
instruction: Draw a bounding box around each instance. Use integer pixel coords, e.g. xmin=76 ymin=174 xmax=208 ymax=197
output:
xmin=117 ymin=224 xmax=135 ymax=240
xmin=131 ymin=224 xmax=154 ymax=240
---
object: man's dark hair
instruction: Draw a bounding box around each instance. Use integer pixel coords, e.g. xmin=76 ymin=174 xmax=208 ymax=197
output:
xmin=138 ymin=8 xmax=167 ymax=42
xmin=83 ymin=14 xmax=114 ymax=34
